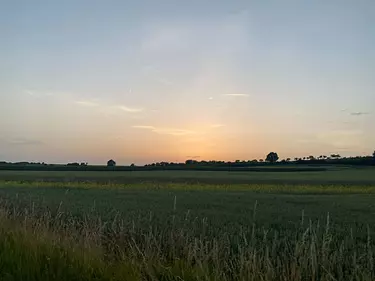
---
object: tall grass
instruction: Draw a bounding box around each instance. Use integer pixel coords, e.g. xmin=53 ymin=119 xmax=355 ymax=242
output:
xmin=0 ymin=199 xmax=374 ymax=281
xmin=2 ymin=180 xmax=375 ymax=193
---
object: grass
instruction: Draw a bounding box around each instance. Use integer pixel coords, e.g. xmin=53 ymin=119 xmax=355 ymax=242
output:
xmin=0 ymin=193 xmax=374 ymax=280
xmin=0 ymin=168 xmax=375 ymax=280
xmin=1 ymin=166 xmax=375 ymax=185
xmin=1 ymin=181 xmax=375 ymax=229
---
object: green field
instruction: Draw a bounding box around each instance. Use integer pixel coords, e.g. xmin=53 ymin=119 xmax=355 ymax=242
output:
xmin=0 ymin=168 xmax=375 ymax=280
xmin=1 ymin=166 xmax=375 ymax=184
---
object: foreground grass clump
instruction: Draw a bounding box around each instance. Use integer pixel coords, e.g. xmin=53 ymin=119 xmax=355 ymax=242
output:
xmin=0 ymin=201 xmax=374 ymax=281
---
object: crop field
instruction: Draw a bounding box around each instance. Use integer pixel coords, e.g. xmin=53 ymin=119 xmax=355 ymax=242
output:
xmin=1 ymin=166 xmax=375 ymax=184
xmin=0 ymin=168 xmax=375 ymax=280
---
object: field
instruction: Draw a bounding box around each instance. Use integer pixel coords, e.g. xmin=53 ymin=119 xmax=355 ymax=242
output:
xmin=1 ymin=166 xmax=375 ymax=184
xmin=1 ymin=168 xmax=375 ymax=280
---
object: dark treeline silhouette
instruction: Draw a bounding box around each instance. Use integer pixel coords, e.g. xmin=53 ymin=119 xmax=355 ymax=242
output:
xmin=0 ymin=150 xmax=374 ymax=171
xmin=67 ymin=162 xmax=88 ymax=167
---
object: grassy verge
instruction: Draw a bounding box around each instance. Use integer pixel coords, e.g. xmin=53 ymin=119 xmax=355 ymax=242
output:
xmin=0 ymin=200 xmax=374 ymax=281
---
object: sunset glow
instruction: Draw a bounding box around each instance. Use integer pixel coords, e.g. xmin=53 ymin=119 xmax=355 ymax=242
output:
xmin=1 ymin=1 xmax=374 ymax=165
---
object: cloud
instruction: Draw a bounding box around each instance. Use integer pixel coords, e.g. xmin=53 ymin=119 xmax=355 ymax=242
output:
xmin=153 ymin=128 xmax=195 ymax=136
xmin=350 ymin=112 xmax=369 ymax=116
xmin=25 ymin=90 xmax=36 ymax=96
xmin=117 ymin=105 xmax=144 ymax=113
xmin=75 ymin=100 xmax=99 ymax=107
xmin=25 ymin=90 xmax=54 ymax=98
xmin=222 ymin=94 xmax=249 ymax=97
xmin=140 ymin=12 xmax=251 ymax=105
xmin=6 ymin=138 xmax=44 ymax=146
xmin=74 ymin=99 xmax=144 ymax=114
xmin=156 ymin=77 xmax=174 ymax=86
xmin=132 ymin=125 xmax=195 ymax=136
xmin=132 ymin=125 xmax=155 ymax=130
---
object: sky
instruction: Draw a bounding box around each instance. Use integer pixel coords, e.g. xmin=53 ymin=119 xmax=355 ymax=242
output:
xmin=0 ymin=0 xmax=374 ymax=165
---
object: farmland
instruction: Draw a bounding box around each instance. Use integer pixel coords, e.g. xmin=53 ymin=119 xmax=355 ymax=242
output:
xmin=1 ymin=166 xmax=375 ymax=184
xmin=0 ymin=168 xmax=375 ymax=280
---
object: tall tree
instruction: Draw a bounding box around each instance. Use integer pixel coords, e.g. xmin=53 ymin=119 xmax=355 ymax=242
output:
xmin=107 ymin=159 xmax=116 ymax=167
xmin=266 ymin=152 xmax=279 ymax=163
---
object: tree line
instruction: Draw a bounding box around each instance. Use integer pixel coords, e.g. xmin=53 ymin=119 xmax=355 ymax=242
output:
xmin=0 ymin=151 xmax=374 ymax=171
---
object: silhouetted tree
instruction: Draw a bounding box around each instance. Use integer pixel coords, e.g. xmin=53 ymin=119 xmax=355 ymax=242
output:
xmin=266 ymin=152 xmax=279 ymax=163
xmin=330 ymin=154 xmax=341 ymax=159
xmin=259 ymin=159 xmax=264 ymax=162
xmin=107 ymin=159 xmax=116 ymax=167
xmin=286 ymin=158 xmax=291 ymax=162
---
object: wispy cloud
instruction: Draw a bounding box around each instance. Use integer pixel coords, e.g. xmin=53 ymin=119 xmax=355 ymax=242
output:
xmin=154 ymin=128 xmax=195 ymax=136
xmin=74 ymin=99 xmax=144 ymax=113
xmin=223 ymin=94 xmax=249 ymax=97
xmin=132 ymin=125 xmax=155 ymax=129
xmin=25 ymin=90 xmax=54 ymax=98
xmin=132 ymin=125 xmax=195 ymax=136
xmin=117 ymin=105 xmax=144 ymax=113
xmin=25 ymin=90 xmax=36 ymax=96
xmin=75 ymin=100 xmax=99 ymax=107
xmin=350 ymin=112 xmax=369 ymax=116
xmin=156 ymin=77 xmax=174 ymax=86
xmin=6 ymin=138 xmax=44 ymax=146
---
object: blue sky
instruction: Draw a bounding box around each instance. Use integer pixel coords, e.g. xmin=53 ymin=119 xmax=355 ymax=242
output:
xmin=1 ymin=0 xmax=374 ymax=164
